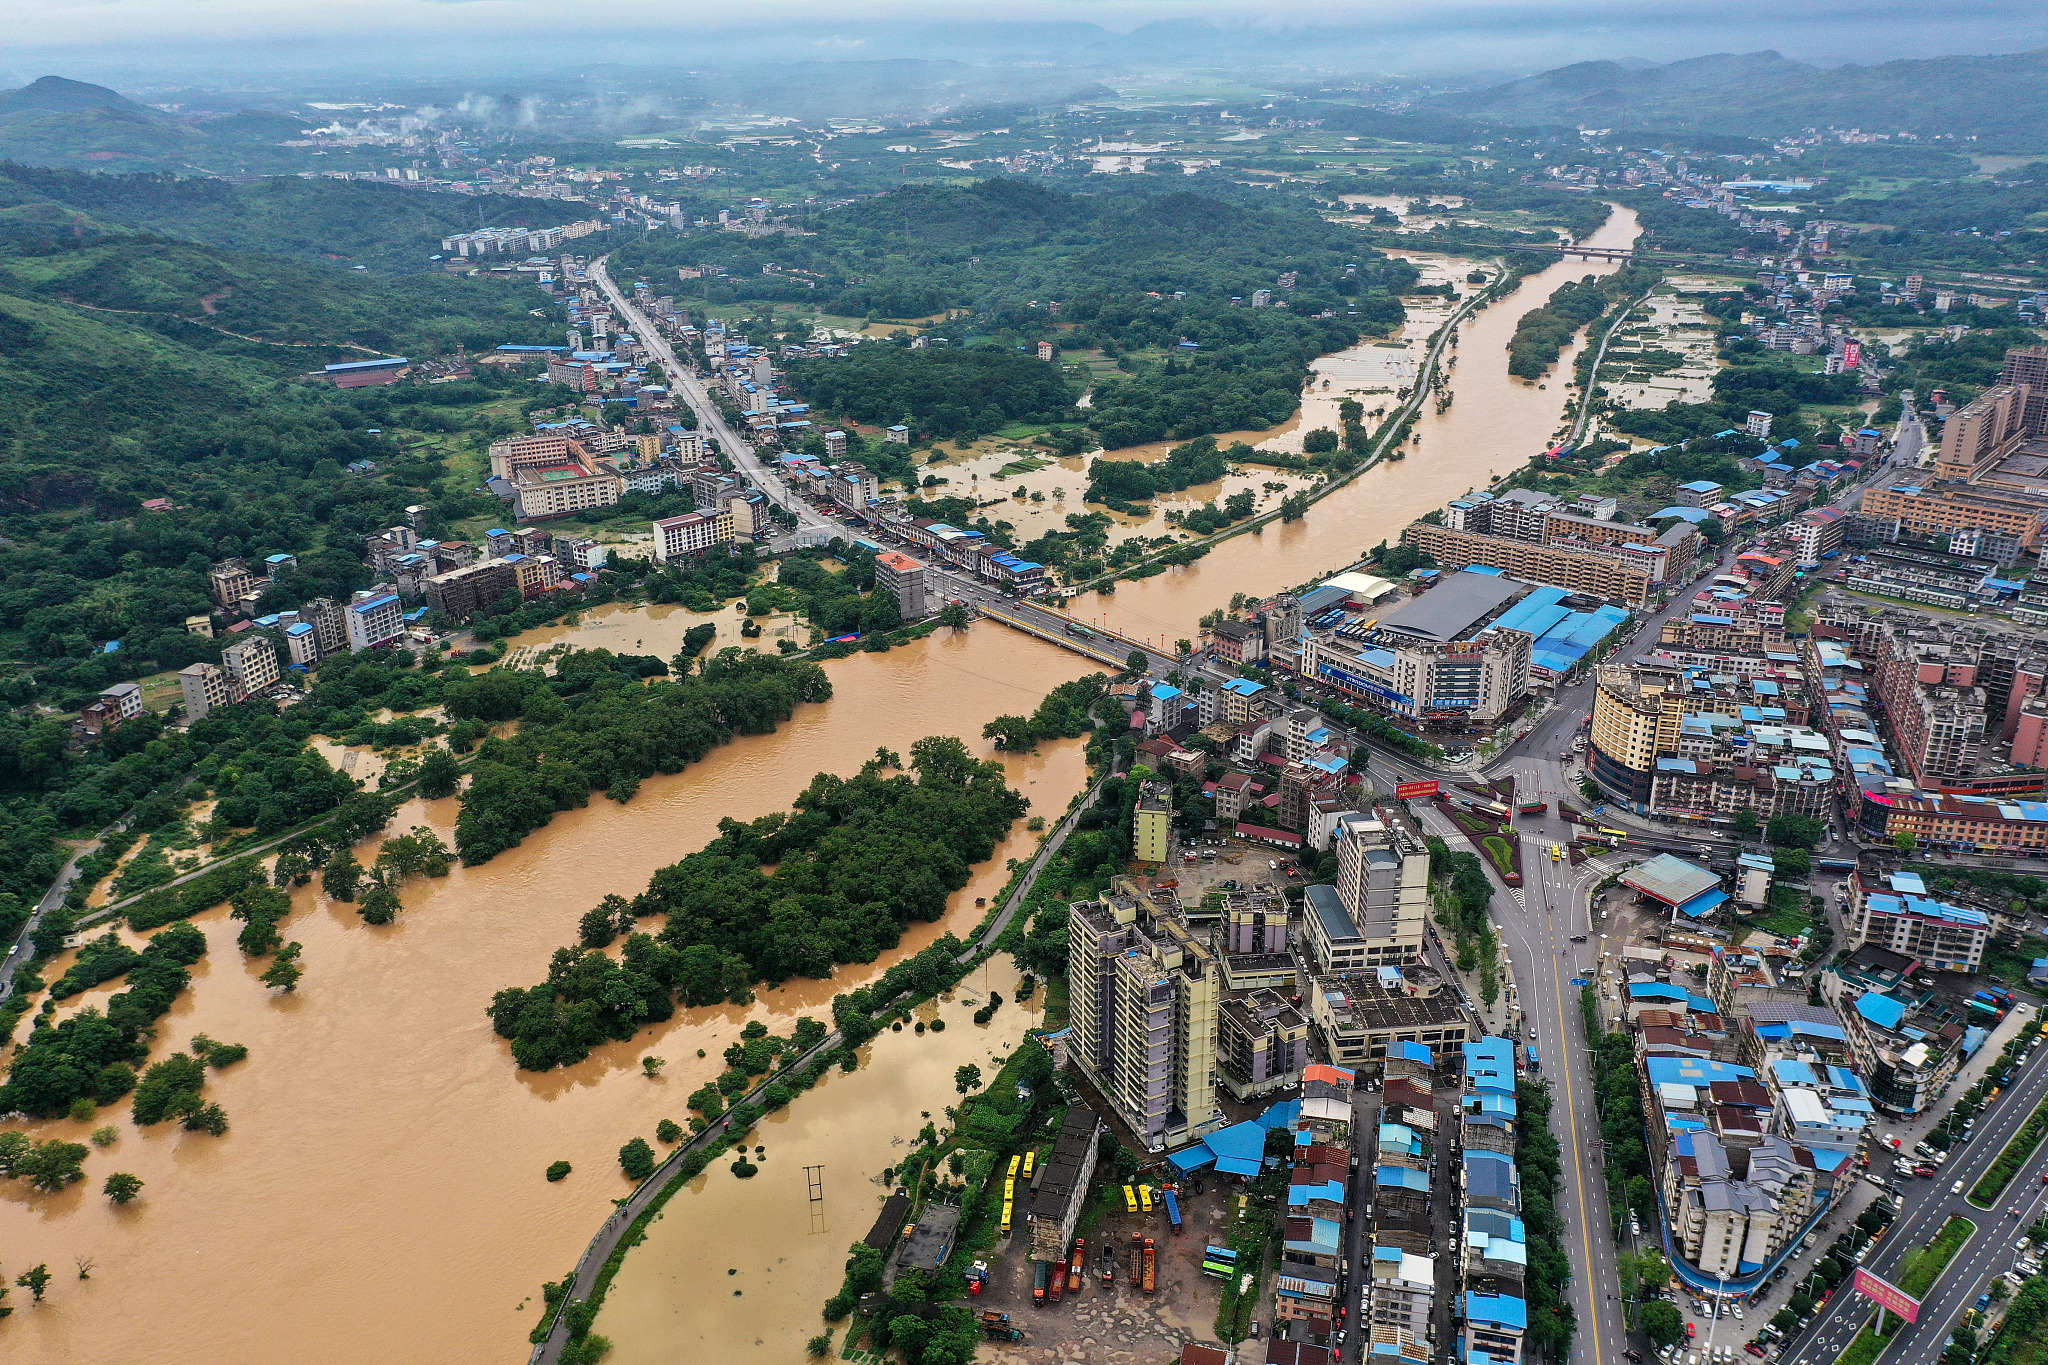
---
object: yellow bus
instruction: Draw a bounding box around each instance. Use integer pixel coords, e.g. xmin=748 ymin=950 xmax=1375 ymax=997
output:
xmin=1139 ymin=1185 xmax=1154 ymax=1213
xmin=1023 ymin=1151 xmax=1036 ymax=1180
xmin=1598 ymin=827 xmax=1629 ymax=841
xmin=1001 ymin=1194 xmax=1014 ymax=1234
xmin=1007 ymin=1155 xmax=1022 ymax=1179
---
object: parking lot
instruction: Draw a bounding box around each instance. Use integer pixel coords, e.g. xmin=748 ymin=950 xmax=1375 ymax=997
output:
xmin=1159 ymin=834 xmax=1300 ymax=900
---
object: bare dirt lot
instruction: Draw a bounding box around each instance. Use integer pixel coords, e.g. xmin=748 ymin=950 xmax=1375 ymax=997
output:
xmin=977 ymin=1183 xmax=1240 ymax=1364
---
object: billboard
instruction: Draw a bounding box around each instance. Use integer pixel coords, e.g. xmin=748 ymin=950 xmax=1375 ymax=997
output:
xmin=1395 ymin=780 xmax=1441 ymax=801
xmin=1852 ymin=1268 xmax=1920 ymax=1323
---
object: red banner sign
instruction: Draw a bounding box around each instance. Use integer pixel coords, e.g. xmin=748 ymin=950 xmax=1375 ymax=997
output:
xmin=1395 ymin=780 xmax=1440 ymax=800
xmin=1852 ymin=1268 xmax=1920 ymax=1323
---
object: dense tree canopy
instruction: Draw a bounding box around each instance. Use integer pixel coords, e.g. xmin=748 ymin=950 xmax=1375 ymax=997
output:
xmin=488 ymin=735 xmax=1027 ymax=1070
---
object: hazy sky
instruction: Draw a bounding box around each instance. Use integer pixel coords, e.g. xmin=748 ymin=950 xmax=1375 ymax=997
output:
xmin=4 ymin=0 xmax=2046 ymax=82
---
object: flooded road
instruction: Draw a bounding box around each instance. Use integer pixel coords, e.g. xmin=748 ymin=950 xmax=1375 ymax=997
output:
xmin=0 ymin=629 xmax=1092 ymax=1365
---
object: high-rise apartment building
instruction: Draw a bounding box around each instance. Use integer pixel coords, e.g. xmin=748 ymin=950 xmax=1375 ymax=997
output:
xmin=1065 ymin=879 xmax=1220 ymax=1150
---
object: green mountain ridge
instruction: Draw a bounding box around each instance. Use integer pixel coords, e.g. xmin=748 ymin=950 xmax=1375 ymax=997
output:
xmin=1424 ymin=47 xmax=2048 ymax=141
xmin=0 ymin=75 xmax=315 ymax=172
xmin=0 ymin=164 xmax=599 ymax=270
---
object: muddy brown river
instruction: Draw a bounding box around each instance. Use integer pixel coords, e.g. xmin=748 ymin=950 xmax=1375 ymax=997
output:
xmin=0 ymin=205 xmax=1640 ymax=1364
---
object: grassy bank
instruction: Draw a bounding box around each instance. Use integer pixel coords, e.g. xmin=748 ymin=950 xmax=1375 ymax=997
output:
xmin=1971 ymin=1096 xmax=2048 ymax=1206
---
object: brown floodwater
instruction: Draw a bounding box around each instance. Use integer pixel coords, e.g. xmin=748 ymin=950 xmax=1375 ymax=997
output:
xmin=0 ymin=630 xmax=1092 ymax=1365
xmin=0 ymin=205 xmax=1641 ymax=1365
xmin=1071 ymin=205 xmax=1642 ymax=646
xmin=593 ymin=958 xmax=1043 ymax=1362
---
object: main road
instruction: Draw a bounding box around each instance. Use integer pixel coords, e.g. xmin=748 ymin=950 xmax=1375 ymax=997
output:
xmin=1778 ymin=1006 xmax=2048 ymax=1365
xmin=589 ymin=254 xmax=833 ymax=534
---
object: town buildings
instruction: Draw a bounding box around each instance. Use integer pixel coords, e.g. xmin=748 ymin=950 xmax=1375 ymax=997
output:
xmin=1301 ymin=570 xmax=1537 ymax=730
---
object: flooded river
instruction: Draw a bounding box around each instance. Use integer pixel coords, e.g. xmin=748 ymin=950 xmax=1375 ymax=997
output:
xmin=1073 ymin=204 xmax=1643 ymax=646
xmin=0 ymin=205 xmax=1640 ymax=1365
xmin=0 ymin=631 xmax=1091 ymax=1365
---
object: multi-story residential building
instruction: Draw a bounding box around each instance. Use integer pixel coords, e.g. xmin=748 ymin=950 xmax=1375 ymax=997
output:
xmin=1849 ymin=866 xmax=1994 ymax=971
xmin=1064 ymin=879 xmax=1220 ymax=1150
xmin=221 ymin=634 xmax=279 ymax=698
xmin=650 ymin=509 xmax=733 ymax=561
xmin=1306 ymin=967 xmax=1472 ymax=1066
xmin=344 ymin=592 xmax=405 ymax=652
xmin=1858 ymin=482 xmax=2048 ymax=553
xmin=1662 ymin=1127 xmax=1817 ymax=1278
xmin=1463 ymin=1294 xmax=1528 ymax=1365
xmin=1870 ymin=791 xmax=2048 ymax=856
xmin=1399 ymin=521 xmax=1692 ymax=606
xmin=1324 ymin=809 xmax=1430 ymax=969
xmin=1370 ymin=1248 xmax=1437 ymax=1342
xmin=1820 ymin=945 xmax=1970 ymax=1115
xmin=873 ymin=550 xmax=932 ymax=620
xmin=178 ymin=662 xmax=231 ymax=721
xmin=831 ymin=461 xmax=878 ymax=513
xmin=301 ymin=598 xmax=346 ymax=657
xmin=210 ymin=558 xmax=257 ymax=612
xmin=1133 ymin=780 xmax=1173 ymax=863
xmin=1786 ymin=507 xmax=1848 ymax=566
xmin=425 ymin=561 xmax=515 ymax=620
xmin=1868 ymin=622 xmax=1990 ymax=788
xmin=1216 ymin=988 xmax=1310 ymax=1101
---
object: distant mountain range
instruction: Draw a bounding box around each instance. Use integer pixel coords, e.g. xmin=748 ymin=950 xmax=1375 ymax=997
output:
xmin=0 ymin=75 xmax=314 ymax=172
xmin=1420 ymin=48 xmax=2048 ymax=141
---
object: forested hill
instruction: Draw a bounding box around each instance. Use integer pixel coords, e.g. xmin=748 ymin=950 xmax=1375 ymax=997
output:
xmin=0 ymin=165 xmax=598 ymax=271
xmin=0 ymin=238 xmax=567 ymax=353
xmin=1422 ymin=47 xmax=2048 ymax=140
xmin=609 ymin=178 xmax=1411 ymax=322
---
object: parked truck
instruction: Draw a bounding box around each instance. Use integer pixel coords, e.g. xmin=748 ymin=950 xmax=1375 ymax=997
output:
xmin=1130 ymin=1233 xmax=1143 ymax=1288
xmin=1142 ymin=1238 xmax=1157 ymax=1294
xmin=1164 ymin=1188 xmax=1184 ymax=1234
xmin=1047 ymin=1255 xmax=1064 ymax=1304
xmin=1516 ymin=800 xmax=1548 ymax=815
xmin=1068 ymin=1238 xmax=1085 ymax=1294
xmin=985 ymin=1325 xmax=1024 ymax=1342
xmin=1033 ymin=1259 xmax=1048 ymax=1306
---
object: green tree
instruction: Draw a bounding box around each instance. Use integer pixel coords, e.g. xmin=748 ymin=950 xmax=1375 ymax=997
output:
xmin=939 ymin=601 xmax=971 ymax=630
xmin=1732 ymin=808 xmax=1761 ymax=839
xmin=103 ymin=1171 xmax=143 ymax=1204
xmin=16 ymin=1264 xmax=50 ymax=1303
xmin=1641 ymin=1301 xmax=1685 ymax=1349
xmin=1767 ymin=814 xmax=1825 ymax=850
xmin=655 ymin=1118 xmax=683 ymax=1144
xmin=1126 ymin=649 xmax=1149 ymax=675
xmin=546 ymin=1161 xmax=572 ymax=1182
xmin=954 ymin=1064 xmax=982 ymax=1095
xmin=261 ymin=942 xmax=304 ymax=992
xmin=982 ymin=715 xmax=1037 ymax=752
xmin=322 ymin=849 xmax=363 ymax=902
xmin=618 ymin=1137 xmax=656 ymax=1181
xmin=1895 ymin=831 xmax=1918 ymax=856
xmin=417 ymin=746 xmax=462 ymax=800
